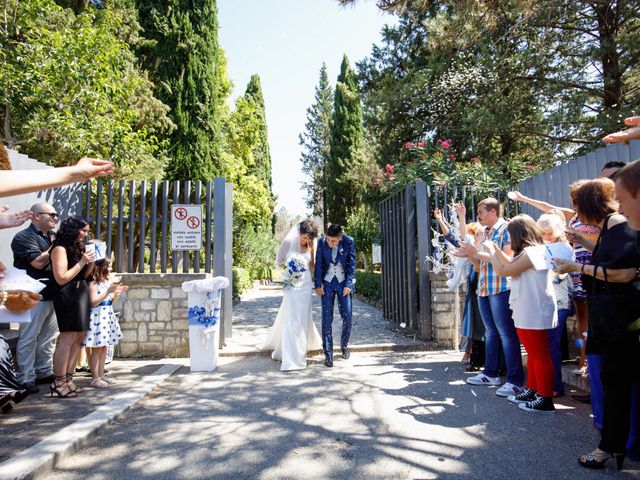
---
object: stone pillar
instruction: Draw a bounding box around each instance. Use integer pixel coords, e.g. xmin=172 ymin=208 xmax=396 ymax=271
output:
xmin=116 ymin=273 xmax=210 ymax=357
xmin=429 ymin=272 xmax=466 ymax=347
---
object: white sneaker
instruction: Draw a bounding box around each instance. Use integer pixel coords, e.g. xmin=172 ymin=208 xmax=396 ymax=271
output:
xmin=496 ymin=382 xmax=524 ymax=397
xmin=466 ymin=373 xmax=501 ymax=386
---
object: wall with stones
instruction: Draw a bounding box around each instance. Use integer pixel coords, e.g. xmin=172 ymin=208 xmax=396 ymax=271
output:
xmin=116 ymin=273 xmax=209 ymax=358
xmin=429 ymin=272 xmax=466 ymax=347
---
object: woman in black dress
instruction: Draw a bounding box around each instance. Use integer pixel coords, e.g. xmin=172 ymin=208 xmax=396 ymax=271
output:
xmin=50 ymin=217 xmax=95 ymax=398
xmin=568 ymin=178 xmax=640 ymax=469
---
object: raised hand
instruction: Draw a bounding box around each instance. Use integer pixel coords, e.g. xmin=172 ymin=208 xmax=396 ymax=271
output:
xmin=565 ymin=227 xmax=584 ymax=245
xmin=453 ymin=202 xmax=466 ymax=216
xmin=0 ymin=205 xmax=32 ymax=229
xmin=603 ymin=116 xmax=640 ymax=144
xmin=433 ymin=208 xmax=442 ymax=219
xmin=73 ymin=157 xmax=115 ymax=181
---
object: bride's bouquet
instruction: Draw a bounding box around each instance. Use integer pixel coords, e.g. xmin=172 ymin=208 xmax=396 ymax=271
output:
xmin=282 ymin=253 xmax=307 ymax=289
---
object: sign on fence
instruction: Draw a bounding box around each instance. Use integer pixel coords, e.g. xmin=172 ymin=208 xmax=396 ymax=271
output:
xmin=372 ymin=243 xmax=382 ymax=264
xmin=171 ymin=204 xmax=203 ymax=250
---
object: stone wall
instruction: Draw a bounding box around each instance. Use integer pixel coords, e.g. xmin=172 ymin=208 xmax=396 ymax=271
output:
xmin=429 ymin=272 xmax=466 ymax=347
xmin=116 ymin=273 xmax=209 ymax=358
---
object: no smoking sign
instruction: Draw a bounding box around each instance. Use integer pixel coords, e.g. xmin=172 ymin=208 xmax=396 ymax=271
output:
xmin=171 ymin=204 xmax=203 ymax=250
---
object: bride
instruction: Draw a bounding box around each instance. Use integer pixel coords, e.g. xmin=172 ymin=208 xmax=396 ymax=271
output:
xmin=262 ymin=220 xmax=322 ymax=371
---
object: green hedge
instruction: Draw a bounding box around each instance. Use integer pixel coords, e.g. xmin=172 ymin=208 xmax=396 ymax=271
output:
xmin=355 ymin=270 xmax=381 ymax=302
xmin=233 ymin=266 xmax=252 ymax=299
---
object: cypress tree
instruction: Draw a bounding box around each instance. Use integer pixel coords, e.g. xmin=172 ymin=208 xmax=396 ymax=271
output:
xmin=327 ymin=55 xmax=363 ymax=223
xmin=136 ymin=0 xmax=223 ymax=180
xmin=299 ymin=63 xmax=334 ymax=229
xmin=244 ymin=75 xmax=273 ymax=197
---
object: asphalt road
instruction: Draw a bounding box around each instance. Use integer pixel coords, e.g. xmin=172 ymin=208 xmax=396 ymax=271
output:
xmin=48 ymin=351 xmax=639 ymax=479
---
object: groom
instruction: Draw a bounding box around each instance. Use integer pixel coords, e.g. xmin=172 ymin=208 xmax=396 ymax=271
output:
xmin=314 ymin=224 xmax=356 ymax=367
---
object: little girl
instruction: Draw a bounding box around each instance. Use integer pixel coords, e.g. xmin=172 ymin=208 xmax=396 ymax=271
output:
xmin=83 ymin=259 xmax=127 ymax=388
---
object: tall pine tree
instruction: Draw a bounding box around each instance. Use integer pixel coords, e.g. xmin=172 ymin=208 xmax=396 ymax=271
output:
xmin=136 ymin=0 xmax=224 ymax=180
xmin=244 ymin=74 xmax=274 ymax=227
xmin=328 ymin=55 xmax=363 ymax=223
xmin=299 ymin=63 xmax=333 ymax=229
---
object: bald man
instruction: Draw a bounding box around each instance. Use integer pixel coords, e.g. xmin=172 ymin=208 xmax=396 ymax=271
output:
xmin=10 ymin=203 xmax=59 ymax=394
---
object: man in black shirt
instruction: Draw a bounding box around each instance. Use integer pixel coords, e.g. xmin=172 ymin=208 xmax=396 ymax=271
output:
xmin=11 ymin=203 xmax=59 ymax=393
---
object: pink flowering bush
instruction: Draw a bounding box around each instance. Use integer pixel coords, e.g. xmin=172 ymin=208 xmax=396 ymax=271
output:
xmin=382 ymin=138 xmax=506 ymax=196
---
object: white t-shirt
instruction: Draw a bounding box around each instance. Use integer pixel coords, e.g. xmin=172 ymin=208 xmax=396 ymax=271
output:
xmin=509 ymin=246 xmax=558 ymax=330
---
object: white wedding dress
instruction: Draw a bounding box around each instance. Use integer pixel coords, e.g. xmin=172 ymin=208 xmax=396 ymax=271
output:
xmin=262 ymin=250 xmax=322 ymax=371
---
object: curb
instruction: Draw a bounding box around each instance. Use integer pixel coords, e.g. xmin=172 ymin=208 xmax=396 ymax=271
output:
xmin=0 ymin=362 xmax=183 ymax=480
xmin=220 ymin=341 xmax=446 ymax=358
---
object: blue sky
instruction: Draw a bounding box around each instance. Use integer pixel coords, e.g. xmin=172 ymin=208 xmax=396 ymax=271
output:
xmin=218 ymin=0 xmax=395 ymax=217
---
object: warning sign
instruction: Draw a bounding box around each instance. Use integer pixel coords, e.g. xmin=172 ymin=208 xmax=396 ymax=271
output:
xmin=171 ymin=204 xmax=203 ymax=250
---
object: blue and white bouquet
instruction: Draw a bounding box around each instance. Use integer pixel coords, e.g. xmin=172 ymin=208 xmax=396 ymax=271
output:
xmin=283 ymin=253 xmax=308 ymax=289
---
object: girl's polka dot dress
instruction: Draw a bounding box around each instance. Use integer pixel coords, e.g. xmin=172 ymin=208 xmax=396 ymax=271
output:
xmin=83 ymin=281 xmax=123 ymax=347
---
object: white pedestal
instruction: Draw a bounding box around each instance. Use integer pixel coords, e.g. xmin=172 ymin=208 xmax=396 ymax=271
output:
xmin=187 ymin=291 xmax=219 ymax=372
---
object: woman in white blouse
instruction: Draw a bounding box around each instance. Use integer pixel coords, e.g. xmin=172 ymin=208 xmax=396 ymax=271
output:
xmin=483 ymin=215 xmax=559 ymax=415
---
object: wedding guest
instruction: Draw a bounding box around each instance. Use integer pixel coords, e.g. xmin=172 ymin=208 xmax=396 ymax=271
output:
xmin=601 ymin=161 xmax=626 ymax=180
xmin=10 ymin=203 xmax=60 ymax=395
xmin=556 ymin=162 xmax=640 ymax=463
xmin=434 ymin=205 xmax=485 ymax=370
xmin=483 ymin=215 xmax=558 ymax=414
xmin=569 ymin=177 xmax=640 ymax=469
xmin=457 ymin=198 xmax=525 ymax=397
xmin=537 ymin=213 xmax=574 ymax=396
xmin=50 ymin=217 xmax=95 ymax=398
xmin=511 ymin=186 xmax=599 ymax=376
xmin=84 ymin=259 xmax=125 ymax=388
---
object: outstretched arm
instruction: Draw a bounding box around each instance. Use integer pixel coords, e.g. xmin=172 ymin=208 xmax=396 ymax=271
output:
xmin=510 ymin=191 xmax=574 ymax=221
xmin=0 ymin=157 xmax=114 ymax=197
xmin=603 ymin=116 xmax=640 ymax=144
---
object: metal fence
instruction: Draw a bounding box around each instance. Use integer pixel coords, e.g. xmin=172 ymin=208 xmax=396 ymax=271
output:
xmin=81 ymin=178 xmax=232 ymax=274
xmin=518 ymin=140 xmax=640 ymax=216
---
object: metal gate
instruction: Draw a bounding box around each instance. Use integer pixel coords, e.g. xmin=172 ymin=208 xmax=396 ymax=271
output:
xmin=379 ymin=181 xmax=432 ymax=339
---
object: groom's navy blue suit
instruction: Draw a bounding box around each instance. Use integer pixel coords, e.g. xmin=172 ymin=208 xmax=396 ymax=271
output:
xmin=314 ymin=235 xmax=356 ymax=357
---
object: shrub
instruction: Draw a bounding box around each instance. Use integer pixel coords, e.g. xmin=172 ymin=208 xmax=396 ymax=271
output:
xmin=232 ymin=266 xmax=252 ymax=299
xmin=355 ymin=269 xmax=381 ymax=302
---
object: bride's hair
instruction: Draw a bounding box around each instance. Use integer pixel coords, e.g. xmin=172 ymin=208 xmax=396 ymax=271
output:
xmin=299 ymin=220 xmax=318 ymax=239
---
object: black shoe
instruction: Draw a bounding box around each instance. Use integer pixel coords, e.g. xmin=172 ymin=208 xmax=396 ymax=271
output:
xmin=21 ymin=382 xmax=39 ymax=395
xmin=571 ymin=394 xmax=591 ymax=404
xmin=342 ymin=347 xmax=350 ymax=360
xmin=35 ymin=375 xmax=55 ymax=385
xmin=518 ymin=396 xmax=555 ymax=414
xmin=324 ymin=356 xmax=333 ymax=367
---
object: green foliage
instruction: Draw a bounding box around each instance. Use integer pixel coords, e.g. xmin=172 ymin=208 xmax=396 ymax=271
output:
xmin=300 ymin=63 xmax=334 ymax=228
xmin=345 ymin=204 xmax=379 ymax=271
xmin=232 ymin=266 xmax=252 ymax=299
xmin=233 ymin=226 xmax=278 ymax=280
xmin=244 ymin=74 xmax=274 ymax=221
xmin=0 ymin=0 xmax=173 ymax=178
xmin=355 ymin=269 xmax=381 ymax=302
xmin=328 ymin=55 xmax=364 ymax=223
xmin=136 ymin=0 xmax=223 ymax=181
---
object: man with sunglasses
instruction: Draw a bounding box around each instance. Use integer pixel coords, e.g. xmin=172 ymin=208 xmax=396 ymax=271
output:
xmin=10 ymin=203 xmax=60 ymax=394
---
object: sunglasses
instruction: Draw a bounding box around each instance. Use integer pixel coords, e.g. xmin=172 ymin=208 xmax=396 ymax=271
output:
xmin=35 ymin=212 xmax=59 ymax=218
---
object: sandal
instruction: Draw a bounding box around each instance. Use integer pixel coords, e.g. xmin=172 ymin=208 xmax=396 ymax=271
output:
xmin=101 ymin=375 xmax=116 ymax=385
xmin=65 ymin=374 xmax=85 ymax=393
xmin=578 ymin=449 xmax=625 ymax=470
xmin=90 ymin=378 xmax=110 ymax=389
xmin=49 ymin=376 xmax=78 ymax=398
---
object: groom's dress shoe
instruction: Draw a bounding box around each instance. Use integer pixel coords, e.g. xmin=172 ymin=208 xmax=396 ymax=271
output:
xmin=342 ymin=347 xmax=350 ymax=360
xmin=324 ymin=356 xmax=334 ymax=367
